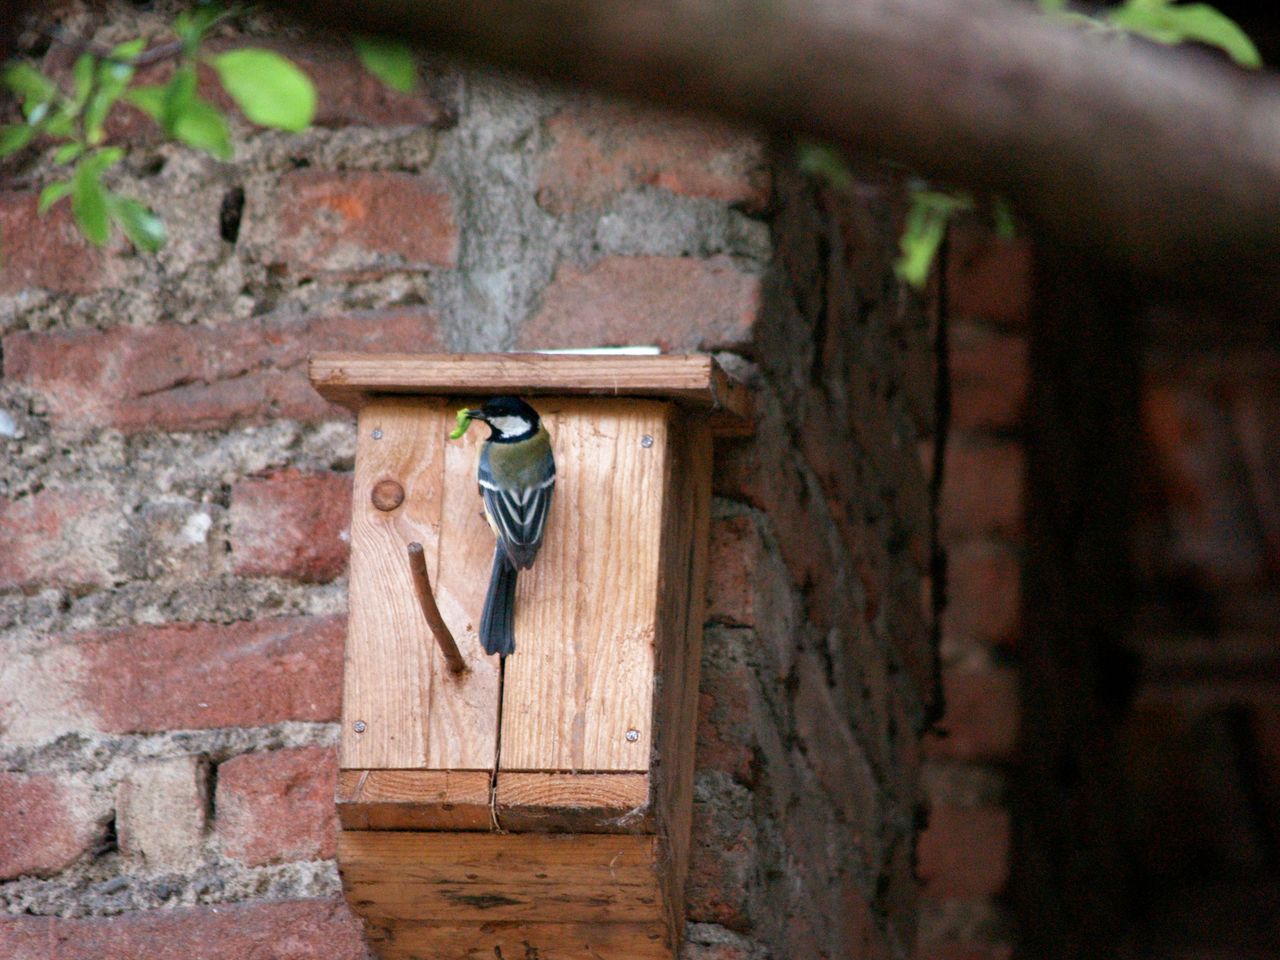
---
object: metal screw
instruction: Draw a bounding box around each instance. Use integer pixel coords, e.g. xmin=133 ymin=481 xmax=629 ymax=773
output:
xmin=640 ymin=435 xmax=654 ymax=448
xmin=371 ymin=428 xmax=383 ymax=440
xmin=625 ymin=728 xmax=640 ymax=742
xmin=353 ymin=720 xmax=367 ymax=733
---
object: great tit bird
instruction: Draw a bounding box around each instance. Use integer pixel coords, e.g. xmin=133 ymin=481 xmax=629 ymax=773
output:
xmin=461 ymin=396 xmax=555 ymax=657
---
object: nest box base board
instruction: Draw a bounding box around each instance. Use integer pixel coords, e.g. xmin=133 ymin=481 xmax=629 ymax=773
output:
xmin=340 ymin=831 xmax=677 ymax=960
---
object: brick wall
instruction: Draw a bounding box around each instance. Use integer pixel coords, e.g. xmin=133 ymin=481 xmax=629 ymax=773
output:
xmin=1118 ymin=310 xmax=1280 ymax=956
xmin=1 ymin=5 xmax=938 ymax=959
xmin=915 ymin=224 xmax=1031 ymax=960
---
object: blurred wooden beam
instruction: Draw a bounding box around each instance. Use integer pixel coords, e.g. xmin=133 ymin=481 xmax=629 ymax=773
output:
xmin=269 ymin=0 xmax=1280 ymax=298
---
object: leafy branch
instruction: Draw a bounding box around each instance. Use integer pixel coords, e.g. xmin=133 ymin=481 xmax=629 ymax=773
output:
xmin=1 ymin=3 xmax=418 ymax=251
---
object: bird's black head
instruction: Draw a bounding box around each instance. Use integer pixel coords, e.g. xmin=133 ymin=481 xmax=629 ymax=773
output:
xmin=466 ymin=396 xmax=541 ymax=442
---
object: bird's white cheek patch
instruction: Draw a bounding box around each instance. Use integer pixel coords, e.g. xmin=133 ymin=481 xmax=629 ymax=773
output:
xmin=489 ymin=415 xmax=531 ymax=437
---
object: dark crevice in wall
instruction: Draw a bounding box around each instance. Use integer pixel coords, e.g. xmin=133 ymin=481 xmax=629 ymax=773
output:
xmin=925 ymin=232 xmax=952 ymax=728
xmin=1014 ymin=251 xmax=1143 ymax=959
xmin=218 ymin=186 xmax=245 ymax=245
xmin=93 ymin=813 xmax=119 ymax=859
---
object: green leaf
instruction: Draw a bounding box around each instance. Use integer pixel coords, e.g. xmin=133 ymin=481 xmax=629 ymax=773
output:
xmin=79 ymin=146 xmax=124 ymax=179
xmin=85 ymin=62 xmax=134 ymax=143
xmin=109 ymin=37 xmax=147 ymax=62
xmin=171 ymin=98 xmax=233 ymax=159
xmin=37 ymin=179 xmax=73 ymax=214
xmin=124 ymin=84 xmax=167 ymax=121
xmin=175 ymin=3 xmax=227 ymax=53
xmin=1166 ymin=4 xmax=1260 ymax=67
xmin=796 ymin=138 xmax=854 ymax=189
xmin=0 ymin=123 xmax=33 ymax=158
xmin=41 ymin=110 xmax=75 ymax=138
xmin=209 ymin=48 xmax=316 ymax=131
xmin=163 ymin=67 xmax=199 ymax=126
xmin=72 ymin=53 xmax=95 ymax=109
xmin=1109 ymin=1 xmax=1261 ymax=67
xmin=108 ymin=193 xmax=166 ymax=251
xmin=895 ymin=190 xmax=972 ymax=291
xmin=53 ymin=142 xmax=84 ymax=164
xmin=2 ymin=63 xmax=58 ymax=115
xmin=72 ymin=160 xmax=111 ymax=246
xmin=992 ymin=196 xmax=1017 ymax=240
xmin=354 ymin=36 xmax=417 ymax=92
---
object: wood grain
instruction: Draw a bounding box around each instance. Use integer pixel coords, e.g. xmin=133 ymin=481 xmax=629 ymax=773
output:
xmin=339 ymin=831 xmax=665 ymax=922
xmin=332 ymin=394 xmax=718 ymax=960
xmin=427 ymin=412 xmax=505 ymax=763
xmin=499 ymin=400 xmax=667 ymax=772
xmin=309 ymin=352 xmax=751 ymax=429
xmin=336 ymin=770 xmax=492 ymax=831
xmin=360 ymin=920 xmax=671 ymax=960
xmin=652 ymin=412 xmax=713 ymax=947
xmin=497 ymin=772 xmax=652 ymax=832
xmin=343 ymin=398 xmax=499 ymax=771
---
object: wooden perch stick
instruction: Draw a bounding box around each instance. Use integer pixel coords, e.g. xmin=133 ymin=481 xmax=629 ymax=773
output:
xmin=407 ymin=542 xmax=468 ymax=676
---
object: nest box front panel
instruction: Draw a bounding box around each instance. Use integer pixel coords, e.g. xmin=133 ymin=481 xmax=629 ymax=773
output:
xmin=341 ymin=395 xmax=671 ymax=779
xmin=500 ymin=398 xmax=669 ymax=773
xmin=344 ymin=396 xmax=500 ymax=772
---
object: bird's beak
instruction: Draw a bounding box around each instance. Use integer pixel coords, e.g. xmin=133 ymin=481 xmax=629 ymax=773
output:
xmin=463 ymin=408 xmax=486 ymax=422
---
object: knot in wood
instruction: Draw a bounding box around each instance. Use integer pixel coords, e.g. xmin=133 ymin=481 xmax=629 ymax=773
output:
xmin=371 ymin=479 xmax=406 ymax=512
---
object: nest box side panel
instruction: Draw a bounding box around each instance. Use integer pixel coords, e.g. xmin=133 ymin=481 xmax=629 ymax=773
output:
xmin=498 ymin=399 xmax=670 ymax=773
xmin=343 ymin=398 xmax=499 ymax=771
xmin=652 ymin=411 xmax=713 ymax=936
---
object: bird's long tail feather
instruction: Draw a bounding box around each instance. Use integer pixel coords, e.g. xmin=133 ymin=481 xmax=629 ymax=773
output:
xmin=480 ymin=546 xmax=517 ymax=657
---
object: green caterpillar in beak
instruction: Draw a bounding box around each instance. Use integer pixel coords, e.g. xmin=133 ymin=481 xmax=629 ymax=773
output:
xmin=449 ymin=407 xmax=473 ymax=440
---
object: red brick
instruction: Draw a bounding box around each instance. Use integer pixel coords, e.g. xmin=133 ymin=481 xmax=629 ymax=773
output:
xmin=216 ymin=746 xmax=339 ymax=867
xmin=0 ymin=192 xmax=117 ymax=295
xmin=1254 ymin=706 xmax=1280 ymax=832
xmin=205 ymin=39 xmax=452 ymax=129
xmin=943 ymin=540 xmax=1021 ymax=646
xmin=950 ymin=326 xmax=1028 ymax=432
xmin=917 ymin=945 xmax=1013 ymax=960
xmin=78 ymin=616 xmax=344 ymax=732
xmin=793 ymin=658 xmax=880 ymax=836
xmin=945 ymin=222 xmax=1033 ymax=327
xmin=917 ymin=805 xmax=1011 ymax=898
xmin=4 ymin=308 xmax=441 ymax=433
xmin=687 ymin=799 xmax=756 ymax=929
xmin=1142 ymin=382 xmax=1268 ymax=585
xmin=116 ymin=756 xmax=209 ymax=869
xmin=0 ymin=898 xmax=367 ymax=960
xmin=706 ymin=515 xmax=764 ymax=627
xmin=926 ymin=666 xmax=1020 ymax=761
xmin=940 ymin=440 xmax=1024 ymax=540
xmin=537 ymin=101 xmax=769 ymax=213
xmin=267 ymin=170 xmax=457 ymax=275
xmin=681 ymin=941 xmax=759 ymax=960
xmin=696 ymin=652 xmax=757 ymax=786
xmin=0 ymin=488 xmax=121 ymax=591
xmin=519 ymin=255 xmax=760 ymax=353
xmin=231 ymin=470 xmax=352 ymax=582
xmin=0 ymin=773 xmax=101 ymax=880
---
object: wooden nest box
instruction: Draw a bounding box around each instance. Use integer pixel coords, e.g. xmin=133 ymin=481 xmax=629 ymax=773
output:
xmin=308 ymin=353 xmax=751 ymax=960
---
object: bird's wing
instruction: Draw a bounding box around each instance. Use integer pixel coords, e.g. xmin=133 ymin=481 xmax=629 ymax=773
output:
xmin=478 ymin=458 xmax=555 ymax=569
